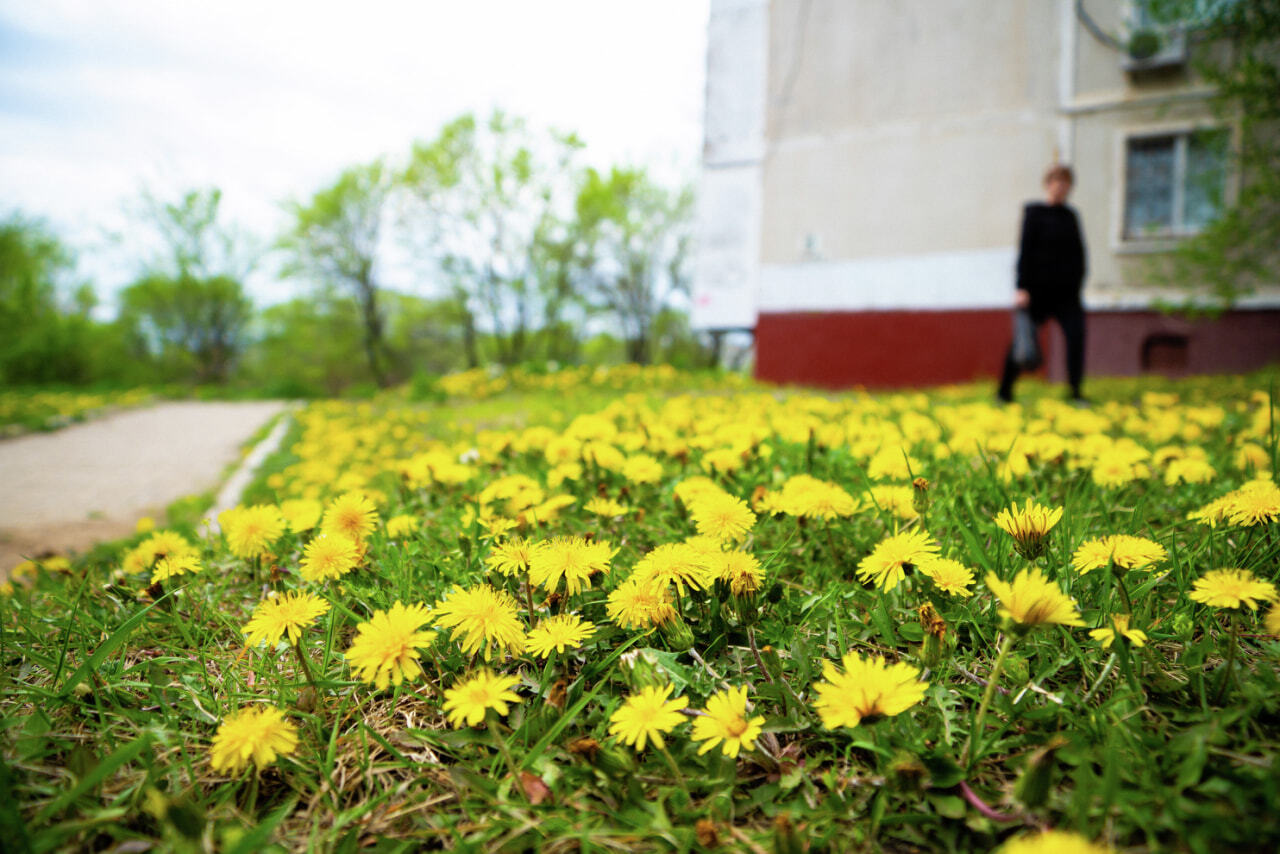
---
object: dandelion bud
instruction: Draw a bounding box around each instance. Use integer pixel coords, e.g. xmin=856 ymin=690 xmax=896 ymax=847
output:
xmin=774 ymin=814 xmax=804 ymax=854
xmin=1004 ymin=652 xmax=1030 ymax=685
xmin=695 ymin=819 xmax=719 ymax=848
xmin=1014 ymin=735 xmax=1068 ymax=809
xmin=658 ymin=613 xmax=695 ymax=652
xmin=889 ymin=753 xmax=928 ymax=792
xmin=619 ymin=649 xmax=664 ymax=690
xmin=567 ymin=736 xmax=631 ymax=778
xmin=918 ymin=603 xmax=947 ymax=668
xmin=1172 ymin=612 xmax=1194 ymax=640
xmin=757 ymin=644 xmax=784 ymax=682
xmin=912 ymin=477 xmax=931 ymax=515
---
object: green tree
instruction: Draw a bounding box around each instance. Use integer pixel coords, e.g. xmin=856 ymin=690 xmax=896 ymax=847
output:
xmin=1143 ymin=0 xmax=1280 ymax=306
xmin=116 ymin=188 xmax=257 ymax=383
xmin=574 ymin=166 xmax=695 ymax=364
xmin=131 ymin=187 xmax=258 ymax=281
xmin=0 ymin=214 xmax=96 ymax=383
xmin=118 ymin=274 xmax=252 ymax=383
xmin=279 ymin=161 xmax=396 ymax=386
xmin=400 ymin=111 xmax=585 ymax=366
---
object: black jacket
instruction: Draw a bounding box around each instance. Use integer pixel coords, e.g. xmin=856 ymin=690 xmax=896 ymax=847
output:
xmin=1015 ymin=202 xmax=1086 ymax=314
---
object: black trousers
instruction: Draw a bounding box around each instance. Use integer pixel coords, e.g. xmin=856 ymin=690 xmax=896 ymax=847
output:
xmin=999 ymin=303 xmax=1086 ymax=399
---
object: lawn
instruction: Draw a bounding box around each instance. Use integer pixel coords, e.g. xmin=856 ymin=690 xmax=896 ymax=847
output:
xmin=2 ymin=367 xmax=1278 ymax=853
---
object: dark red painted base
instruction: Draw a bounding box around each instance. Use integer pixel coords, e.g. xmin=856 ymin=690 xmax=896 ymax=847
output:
xmin=754 ymin=308 xmax=1280 ymax=389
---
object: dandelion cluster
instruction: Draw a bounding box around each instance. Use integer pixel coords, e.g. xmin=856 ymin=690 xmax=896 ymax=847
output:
xmin=7 ymin=370 xmax=1279 ymax=850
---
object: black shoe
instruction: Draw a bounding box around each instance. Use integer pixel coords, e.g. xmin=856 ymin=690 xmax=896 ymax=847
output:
xmin=997 ymin=390 xmax=1014 ymax=404
xmin=1069 ymin=394 xmax=1090 ymax=408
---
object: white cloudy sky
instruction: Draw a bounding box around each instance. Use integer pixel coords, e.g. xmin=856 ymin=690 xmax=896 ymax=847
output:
xmin=0 ymin=0 xmax=709 ymax=306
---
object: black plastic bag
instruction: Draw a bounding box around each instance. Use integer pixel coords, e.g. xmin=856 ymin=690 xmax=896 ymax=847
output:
xmin=1010 ymin=309 xmax=1042 ymax=371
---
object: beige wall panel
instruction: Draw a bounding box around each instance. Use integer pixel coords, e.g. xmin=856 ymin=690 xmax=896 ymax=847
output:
xmin=760 ymin=120 xmax=1059 ymax=263
xmin=767 ymin=0 xmax=1060 ymax=140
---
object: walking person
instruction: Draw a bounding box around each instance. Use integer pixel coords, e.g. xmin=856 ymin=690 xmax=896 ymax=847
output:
xmin=998 ymin=164 xmax=1088 ymax=404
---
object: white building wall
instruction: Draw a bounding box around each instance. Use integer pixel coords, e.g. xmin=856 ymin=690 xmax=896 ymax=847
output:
xmin=692 ymin=0 xmax=768 ymax=330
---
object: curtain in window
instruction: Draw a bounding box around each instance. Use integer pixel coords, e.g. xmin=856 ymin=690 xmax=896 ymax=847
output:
xmin=1125 ymin=137 xmax=1175 ymax=235
xmin=1184 ymin=130 xmax=1227 ymax=230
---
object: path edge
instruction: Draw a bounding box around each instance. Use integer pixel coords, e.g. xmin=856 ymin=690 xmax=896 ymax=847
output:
xmin=202 ymin=405 xmax=299 ymax=534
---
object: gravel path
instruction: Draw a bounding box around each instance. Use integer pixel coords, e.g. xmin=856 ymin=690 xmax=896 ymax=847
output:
xmin=0 ymin=401 xmax=288 ymax=572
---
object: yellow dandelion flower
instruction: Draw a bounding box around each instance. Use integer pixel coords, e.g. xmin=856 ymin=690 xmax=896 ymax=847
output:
xmin=525 ymin=614 xmax=595 ymax=658
xmin=345 ymin=601 xmax=434 ymax=689
xmin=1164 ymin=457 xmax=1215 ymax=486
xmin=224 ymin=505 xmax=286 ymax=559
xmin=209 ymin=705 xmax=298 ymax=774
xmin=674 ymin=476 xmax=726 ymax=507
xmin=608 ymin=684 xmax=688 ymax=751
xmin=1187 ymin=494 xmax=1234 ymax=528
xmin=813 ymin=651 xmax=928 ymax=730
xmin=993 ymin=499 xmax=1063 ymax=561
xmin=442 ymin=670 xmax=522 ymax=728
xmin=691 ymin=686 xmax=765 ymax=758
xmin=321 ymin=491 xmax=378 ymax=542
xmin=869 ymin=484 xmax=919 ymax=521
xmin=775 ymin=474 xmax=859 ymax=520
xmin=150 ymin=550 xmax=202 ymax=583
xmin=1189 ymin=568 xmax=1279 ymax=611
xmin=606 ymin=575 xmax=678 ymax=629
xmin=431 ymin=584 xmax=526 ymax=659
xmin=527 ymin=536 xmax=616 ymax=596
xmin=632 ymin=542 xmax=713 ymax=596
xmin=1265 ymin=605 xmax=1280 ymax=636
xmin=1225 ymin=478 xmax=1280 ymax=527
xmin=855 ymin=530 xmax=940 ymax=592
xmin=1234 ymin=442 xmax=1269 ymax=472
xmin=1071 ymin=535 xmax=1166 ymax=574
xmin=485 ymin=537 xmax=545 ymax=578
xmin=917 ymin=557 xmax=975 ymax=597
xmin=1089 ymin=614 xmax=1148 ymax=649
xmin=584 ymin=496 xmax=629 ymax=517
xmin=623 ymin=454 xmax=664 ymax=484
xmin=243 ymin=591 xmax=330 ymax=647
xmin=997 ymin=829 xmax=1114 ymax=854
xmin=137 ymin=530 xmax=196 ymax=566
xmin=121 ymin=547 xmax=150 ymax=575
xmin=280 ymin=498 xmax=323 ymax=533
xmin=1091 ymin=452 xmax=1148 ymax=488
xmin=985 ymin=569 xmax=1084 ymax=630
xmin=707 ymin=550 xmax=766 ymax=596
xmin=689 ymin=492 xmax=757 ymax=543
xmin=298 ymin=533 xmax=361 ymax=583
xmin=385 ymin=514 xmax=421 ymax=538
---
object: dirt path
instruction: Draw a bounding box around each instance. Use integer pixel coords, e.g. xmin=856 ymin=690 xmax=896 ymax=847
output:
xmin=0 ymin=401 xmax=288 ymax=572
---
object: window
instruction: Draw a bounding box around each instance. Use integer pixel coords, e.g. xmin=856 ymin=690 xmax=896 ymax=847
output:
xmin=1123 ymin=129 xmax=1228 ymax=239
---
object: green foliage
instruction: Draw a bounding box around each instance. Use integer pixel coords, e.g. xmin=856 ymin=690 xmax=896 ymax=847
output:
xmin=575 ymin=165 xmax=698 ymax=364
xmin=118 ymin=273 xmax=252 ymax=384
xmin=0 ymin=214 xmax=100 ymax=385
xmin=241 ymin=290 xmax=471 ymax=397
xmin=278 ymin=162 xmax=396 ymax=387
xmin=1144 ymin=0 xmax=1280 ymax=308
xmin=400 ymin=111 xmax=587 ymax=368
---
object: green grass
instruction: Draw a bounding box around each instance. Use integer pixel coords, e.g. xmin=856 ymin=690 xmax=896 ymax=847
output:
xmin=2 ymin=369 xmax=1279 ymax=852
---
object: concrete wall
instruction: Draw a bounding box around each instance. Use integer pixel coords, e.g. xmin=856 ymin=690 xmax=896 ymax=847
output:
xmin=758 ymin=0 xmax=1062 ymax=294
xmin=693 ymin=0 xmax=768 ymax=330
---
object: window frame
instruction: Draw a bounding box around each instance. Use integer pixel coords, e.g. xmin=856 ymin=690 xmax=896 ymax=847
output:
xmin=1111 ymin=120 xmax=1236 ymax=254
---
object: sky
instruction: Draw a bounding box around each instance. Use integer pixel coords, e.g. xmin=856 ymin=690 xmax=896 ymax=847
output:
xmin=0 ymin=0 xmax=709 ymax=308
